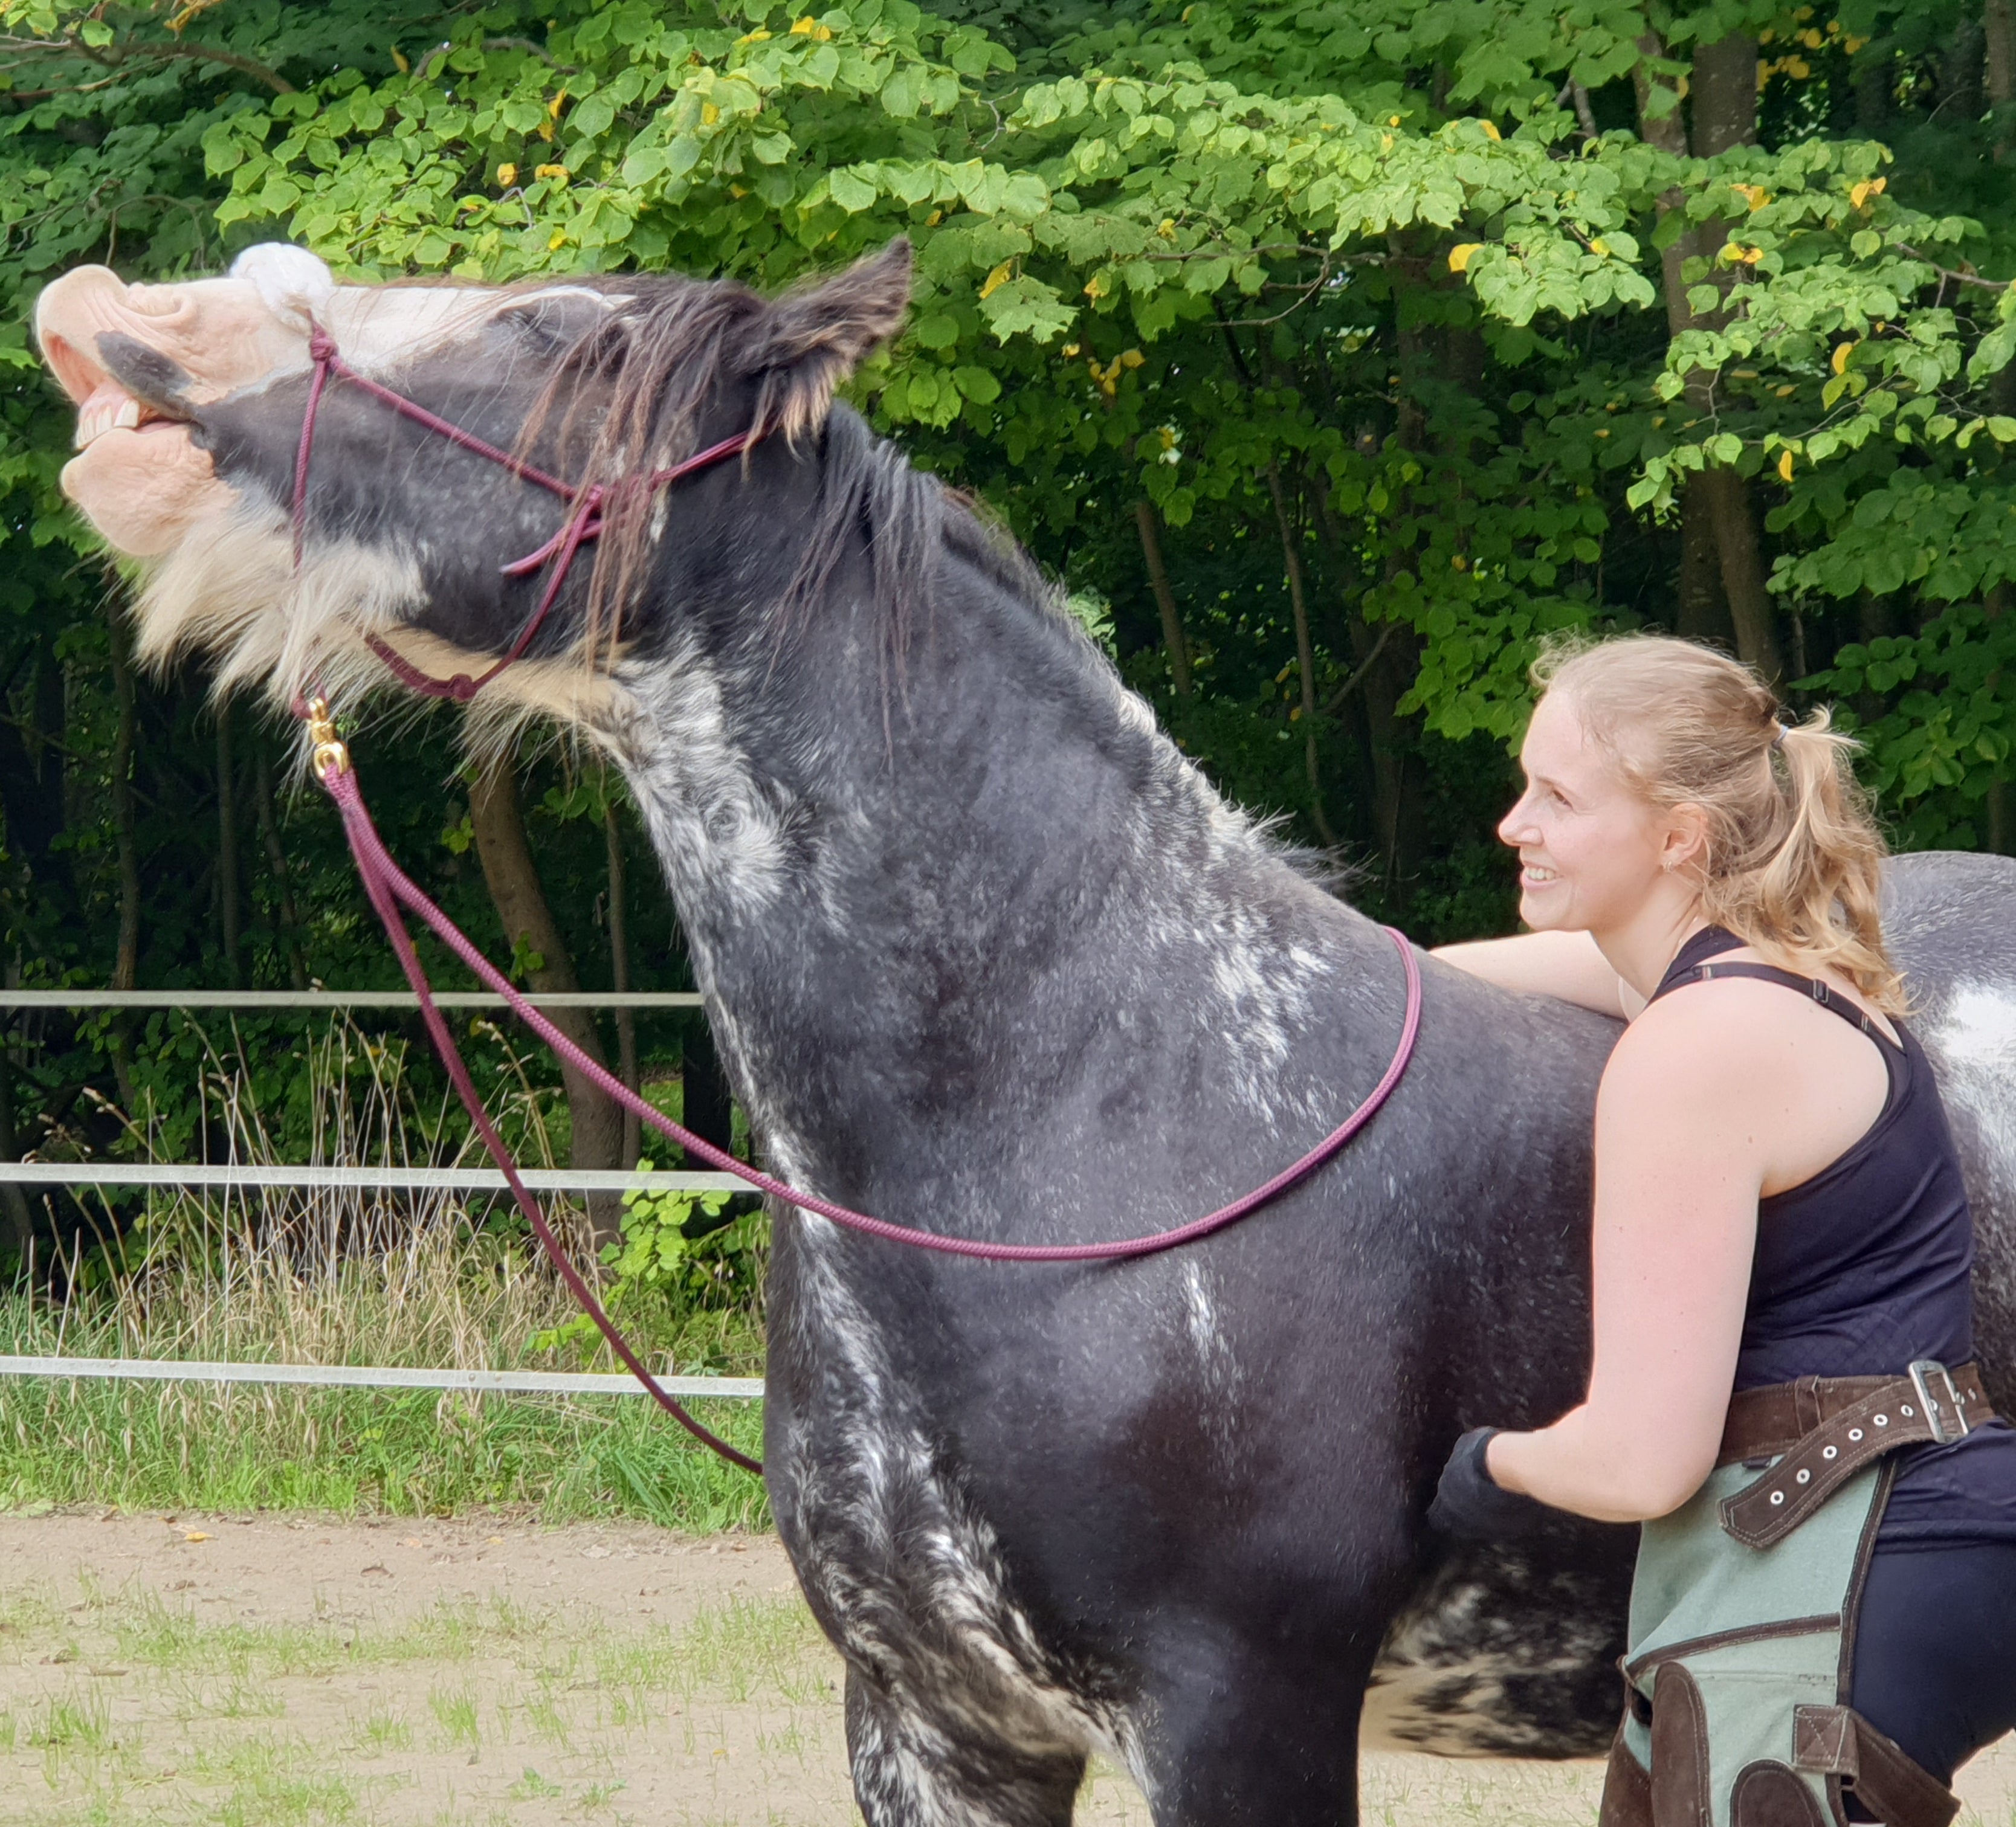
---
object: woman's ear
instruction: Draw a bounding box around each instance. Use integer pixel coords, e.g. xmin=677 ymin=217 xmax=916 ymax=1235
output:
xmin=755 ymin=238 xmax=913 ymax=442
xmin=1662 ymin=802 xmax=1711 ymax=874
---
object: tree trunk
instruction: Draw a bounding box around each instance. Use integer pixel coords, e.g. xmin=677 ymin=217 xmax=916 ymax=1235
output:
xmin=106 ymin=612 xmax=140 ymax=1114
xmin=1690 ymin=33 xmax=1760 ymax=155
xmin=1942 ymin=14 xmax=1986 ymax=123
xmin=681 ymin=1021 xmax=737 ymax=1165
xmin=0 ymin=1036 xmax=35 ymax=1263
xmin=1987 ymin=0 xmax=2012 ymax=156
xmin=603 ymin=795 xmax=640 ymax=1170
xmin=216 ymin=703 xmax=242 ymax=988
xmin=1695 ymin=466 xmax=1783 ymax=680
xmin=1132 ymin=500 xmax=1191 ymax=697
xmin=1264 ymin=463 xmax=1339 ymax=848
xmin=253 ymin=746 xmax=309 ymax=991
xmin=1991 ymin=5 xmax=2016 ymax=424
xmin=1637 ymin=28 xmax=1779 ymax=677
xmin=1675 ymin=482 xmax=1737 ymax=645
xmin=468 ymin=752 xmax=625 ymax=1243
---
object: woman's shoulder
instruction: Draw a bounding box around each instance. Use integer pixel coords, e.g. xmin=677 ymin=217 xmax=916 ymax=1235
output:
xmin=1640 ymin=941 xmax=1902 ymax=1048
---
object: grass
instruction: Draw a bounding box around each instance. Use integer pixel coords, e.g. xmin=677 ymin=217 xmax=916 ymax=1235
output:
xmin=3 ymin=1004 xmax=767 ymax=1529
xmin=0 ymin=1223 xmax=766 ymax=1528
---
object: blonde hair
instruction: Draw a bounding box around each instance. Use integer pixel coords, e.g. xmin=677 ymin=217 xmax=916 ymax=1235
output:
xmin=1532 ymin=634 xmax=1905 ymax=1014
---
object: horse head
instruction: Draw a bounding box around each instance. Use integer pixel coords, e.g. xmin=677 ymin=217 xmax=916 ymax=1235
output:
xmin=35 ymin=239 xmax=914 ymax=733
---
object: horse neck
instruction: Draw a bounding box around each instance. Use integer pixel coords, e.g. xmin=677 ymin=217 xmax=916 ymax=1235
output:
xmin=607 ymin=477 xmax=1372 ymax=1189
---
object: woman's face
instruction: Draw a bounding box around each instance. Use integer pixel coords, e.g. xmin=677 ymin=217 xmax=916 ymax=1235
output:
xmin=1499 ymin=690 xmax=1688 ymax=933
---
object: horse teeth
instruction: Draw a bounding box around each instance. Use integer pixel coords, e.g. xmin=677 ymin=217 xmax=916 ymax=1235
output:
xmin=114 ymin=398 xmax=141 ymax=430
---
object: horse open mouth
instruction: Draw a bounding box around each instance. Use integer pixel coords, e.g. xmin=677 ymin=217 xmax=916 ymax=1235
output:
xmin=71 ymin=379 xmax=187 ymax=450
xmin=40 ymin=325 xmax=227 ymax=561
xmin=41 ymin=328 xmax=197 ymax=445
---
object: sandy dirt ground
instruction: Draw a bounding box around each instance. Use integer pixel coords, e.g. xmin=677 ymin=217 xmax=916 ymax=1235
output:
xmin=0 ymin=1513 xmax=2008 ymax=1826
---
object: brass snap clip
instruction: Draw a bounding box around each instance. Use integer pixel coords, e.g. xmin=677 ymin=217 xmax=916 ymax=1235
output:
xmin=306 ymin=695 xmax=350 ymax=779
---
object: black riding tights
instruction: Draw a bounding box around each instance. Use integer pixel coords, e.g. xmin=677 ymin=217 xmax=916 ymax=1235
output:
xmin=1843 ymin=1540 xmax=2016 ymax=1819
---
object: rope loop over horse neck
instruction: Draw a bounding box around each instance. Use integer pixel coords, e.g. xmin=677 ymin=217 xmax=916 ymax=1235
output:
xmin=288 ymin=318 xmax=1425 ymax=1478
xmin=290 ymin=315 xmax=756 ymax=700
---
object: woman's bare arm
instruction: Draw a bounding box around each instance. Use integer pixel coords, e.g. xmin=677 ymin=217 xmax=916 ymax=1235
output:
xmin=1431 ymin=929 xmax=1630 ymax=1018
xmin=1481 ymin=993 xmax=1766 ymax=1521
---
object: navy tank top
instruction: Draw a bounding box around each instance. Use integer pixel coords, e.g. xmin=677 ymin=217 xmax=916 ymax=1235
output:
xmin=1652 ymin=926 xmax=2016 ymax=1549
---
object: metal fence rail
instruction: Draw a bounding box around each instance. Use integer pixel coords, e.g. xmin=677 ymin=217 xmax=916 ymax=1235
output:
xmin=0 ymin=1163 xmax=755 ymax=1193
xmin=0 ymin=985 xmax=740 ymax=1192
xmin=0 ymin=985 xmax=766 ymax=1406
xmin=0 ymin=1355 xmax=761 ymax=1399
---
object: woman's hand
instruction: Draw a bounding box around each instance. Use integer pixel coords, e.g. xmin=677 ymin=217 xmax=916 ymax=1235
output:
xmin=1427 ymin=1428 xmax=1557 ymax=1540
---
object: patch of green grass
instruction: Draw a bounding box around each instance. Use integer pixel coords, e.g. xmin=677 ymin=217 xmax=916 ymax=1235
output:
xmin=661 ymin=1594 xmax=830 ymax=1706
xmin=521 ymin=1689 xmax=573 ymax=1751
xmin=427 ymin=1683 xmax=481 ymax=1751
xmin=0 ymin=1274 xmax=766 ymax=1530
xmin=354 ymin=1708 xmax=413 ymax=1754
xmin=27 ymin=1687 xmax=113 ymax=1751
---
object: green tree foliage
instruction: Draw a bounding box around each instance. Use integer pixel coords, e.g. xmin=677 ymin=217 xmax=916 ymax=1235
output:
xmin=4 ymin=0 xmax=2016 ymax=1239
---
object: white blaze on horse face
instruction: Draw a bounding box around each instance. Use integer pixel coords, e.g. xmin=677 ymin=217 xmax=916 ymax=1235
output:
xmin=34 ymin=243 xmax=535 ymax=562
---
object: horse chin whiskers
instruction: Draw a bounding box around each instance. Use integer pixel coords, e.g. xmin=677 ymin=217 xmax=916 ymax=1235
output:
xmin=134 ymin=508 xmax=427 ymax=710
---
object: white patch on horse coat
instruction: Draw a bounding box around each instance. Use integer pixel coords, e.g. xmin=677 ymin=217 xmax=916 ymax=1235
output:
xmin=1365 ymin=1573 xmax=1614 ymax=1757
xmin=132 ymin=506 xmax=427 ymax=707
xmin=610 ymin=649 xmax=792 ymax=918
xmin=1928 ymin=982 xmax=2016 ymax=1172
xmin=1180 ymin=1260 xmax=1238 ymax=1400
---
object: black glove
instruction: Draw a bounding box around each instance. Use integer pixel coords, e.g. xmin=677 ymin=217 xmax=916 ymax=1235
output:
xmin=1426 ymin=1427 xmax=1558 ymax=1541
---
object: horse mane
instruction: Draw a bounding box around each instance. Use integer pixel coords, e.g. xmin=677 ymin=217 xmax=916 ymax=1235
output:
xmin=498 ymin=266 xmax=1048 ymax=678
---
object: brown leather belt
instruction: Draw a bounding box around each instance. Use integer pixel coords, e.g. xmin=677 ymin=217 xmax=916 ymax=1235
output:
xmin=1714 ymin=1361 xmax=1995 ymax=1549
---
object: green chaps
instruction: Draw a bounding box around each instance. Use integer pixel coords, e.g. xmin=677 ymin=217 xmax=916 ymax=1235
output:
xmin=1598 ymin=1459 xmax=1962 ymax=1827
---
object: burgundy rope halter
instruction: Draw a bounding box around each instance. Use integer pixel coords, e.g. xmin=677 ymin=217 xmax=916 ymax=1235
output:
xmin=292 ymin=318 xmax=755 ymax=700
xmin=289 ymin=321 xmax=1425 ymax=1479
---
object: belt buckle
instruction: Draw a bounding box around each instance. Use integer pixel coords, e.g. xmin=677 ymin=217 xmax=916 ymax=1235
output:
xmin=1908 ymin=1359 xmax=1970 ymax=1445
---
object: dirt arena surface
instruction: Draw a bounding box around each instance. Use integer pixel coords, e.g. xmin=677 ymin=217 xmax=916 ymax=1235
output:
xmin=0 ymin=1513 xmax=2008 ymax=1825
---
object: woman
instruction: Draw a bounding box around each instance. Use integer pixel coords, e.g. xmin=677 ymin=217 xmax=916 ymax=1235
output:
xmin=1426 ymin=636 xmax=2016 ymax=1827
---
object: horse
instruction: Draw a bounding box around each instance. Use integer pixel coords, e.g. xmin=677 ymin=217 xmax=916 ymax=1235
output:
xmin=35 ymin=239 xmax=2016 ymax=1826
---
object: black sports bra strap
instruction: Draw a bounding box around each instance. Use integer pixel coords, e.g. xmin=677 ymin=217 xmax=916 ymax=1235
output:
xmin=1656 ymin=960 xmax=1893 ymax=1046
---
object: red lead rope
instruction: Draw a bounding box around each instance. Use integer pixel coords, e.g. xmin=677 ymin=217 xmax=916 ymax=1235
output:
xmin=311 ymin=730 xmax=1421 ymax=1475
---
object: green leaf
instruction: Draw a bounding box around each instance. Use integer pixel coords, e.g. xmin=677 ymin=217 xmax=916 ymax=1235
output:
xmin=828 ymin=167 xmax=877 ymax=213
xmin=880 ymin=65 xmax=921 ymax=118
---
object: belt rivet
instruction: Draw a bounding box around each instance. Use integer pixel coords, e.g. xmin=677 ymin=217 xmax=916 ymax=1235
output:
xmin=1823 ymin=1445 xmax=1838 ymax=1460
xmin=1796 ymin=1469 xmax=1811 ymax=1483
xmin=1849 ymin=1428 xmax=1864 ymax=1441
xmin=1770 ymin=1491 xmax=1786 ymax=1506
xmin=1902 ymin=1405 xmax=1915 ymax=1417
xmin=1875 ymin=1414 xmax=1889 ymax=1426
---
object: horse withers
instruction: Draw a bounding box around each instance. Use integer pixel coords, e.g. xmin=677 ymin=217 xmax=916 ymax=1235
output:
xmin=36 ymin=240 xmax=2016 ymax=1825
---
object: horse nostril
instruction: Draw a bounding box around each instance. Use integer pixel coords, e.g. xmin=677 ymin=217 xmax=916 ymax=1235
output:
xmin=124 ymin=285 xmax=186 ymax=318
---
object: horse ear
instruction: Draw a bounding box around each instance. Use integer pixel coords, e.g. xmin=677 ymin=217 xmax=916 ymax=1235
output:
xmin=757 ymin=237 xmax=913 ymax=440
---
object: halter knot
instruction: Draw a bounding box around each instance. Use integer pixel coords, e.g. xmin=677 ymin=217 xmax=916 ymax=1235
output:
xmin=307 ymin=326 xmax=339 ymax=365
